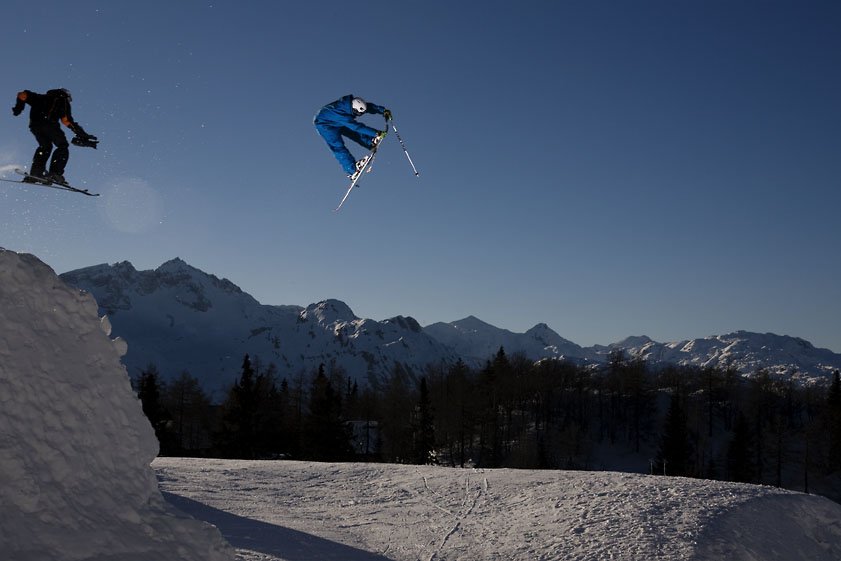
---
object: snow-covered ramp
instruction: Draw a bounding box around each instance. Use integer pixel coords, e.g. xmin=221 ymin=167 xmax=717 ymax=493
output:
xmin=0 ymin=249 xmax=234 ymax=561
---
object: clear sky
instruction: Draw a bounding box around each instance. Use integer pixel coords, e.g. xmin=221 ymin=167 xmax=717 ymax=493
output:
xmin=1 ymin=1 xmax=839 ymax=352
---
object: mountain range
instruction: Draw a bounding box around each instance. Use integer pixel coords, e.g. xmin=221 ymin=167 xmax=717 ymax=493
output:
xmin=59 ymin=258 xmax=841 ymax=399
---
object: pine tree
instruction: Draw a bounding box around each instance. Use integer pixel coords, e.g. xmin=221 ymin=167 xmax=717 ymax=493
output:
xmin=163 ymin=370 xmax=212 ymax=455
xmin=477 ymin=347 xmax=506 ymax=466
xmin=726 ymin=411 xmax=755 ymax=483
xmin=303 ymin=364 xmax=353 ymax=461
xmin=748 ymin=369 xmax=773 ymax=482
xmin=441 ymin=358 xmax=473 ymax=467
xmin=412 ymin=377 xmax=436 ymax=464
xmin=827 ymin=370 xmax=841 ymax=471
xmin=656 ymin=391 xmax=691 ymax=476
xmin=135 ymin=363 xmax=175 ymax=454
xmin=625 ymin=357 xmax=651 ymax=454
xmin=216 ymin=354 xmax=258 ymax=458
xmin=252 ymin=361 xmax=287 ymax=459
xmin=379 ymin=364 xmax=415 ymax=462
xmin=829 ymin=370 xmax=841 ymax=408
xmin=274 ymin=378 xmax=293 ymax=455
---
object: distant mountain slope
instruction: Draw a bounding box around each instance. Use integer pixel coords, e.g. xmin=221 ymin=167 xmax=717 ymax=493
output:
xmin=424 ymin=316 xmax=841 ymax=382
xmin=423 ymin=316 xmax=595 ymax=365
xmin=60 ymin=259 xmax=841 ymax=398
xmin=60 ymin=259 xmax=459 ymax=399
xmin=622 ymin=331 xmax=841 ymax=381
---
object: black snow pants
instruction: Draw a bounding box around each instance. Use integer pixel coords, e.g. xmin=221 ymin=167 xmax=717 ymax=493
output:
xmin=29 ymin=122 xmax=69 ymax=176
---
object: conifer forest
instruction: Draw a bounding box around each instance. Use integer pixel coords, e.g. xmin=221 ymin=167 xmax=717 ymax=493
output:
xmin=134 ymin=349 xmax=841 ymax=501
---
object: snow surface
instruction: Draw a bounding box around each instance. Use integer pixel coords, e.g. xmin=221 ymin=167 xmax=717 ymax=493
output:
xmin=5 ymin=247 xmax=841 ymax=560
xmin=0 ymin=249 xmax=234 ymax=561
xmin=154 ymin=458 xmax=841 ymax=561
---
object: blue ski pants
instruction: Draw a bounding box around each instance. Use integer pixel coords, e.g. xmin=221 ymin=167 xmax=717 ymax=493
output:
xmin=315 ymin=123 xmax=379 ymax=175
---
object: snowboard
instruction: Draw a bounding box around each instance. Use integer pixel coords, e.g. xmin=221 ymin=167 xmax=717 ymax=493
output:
xmin=1 ymin=169 xmax=101 ymax=197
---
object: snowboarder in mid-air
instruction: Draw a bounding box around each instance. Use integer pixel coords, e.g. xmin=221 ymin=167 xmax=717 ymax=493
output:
xmin=12 ymin=88 xmax=98 ymax=185
xmin=314 ymin=95 xmax=392 ymax=180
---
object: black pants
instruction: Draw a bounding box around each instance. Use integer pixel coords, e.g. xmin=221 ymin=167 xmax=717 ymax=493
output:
xmin=29 ymin=123 xmax=69 ymax=176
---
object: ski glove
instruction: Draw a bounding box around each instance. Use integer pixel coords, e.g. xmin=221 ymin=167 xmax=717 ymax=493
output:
xmin=71 ymin=134 xmax=99 ymax=149
xmin=383 ymin=109 xmax=393 ymax=121
xmin=12 ymin=101 xmax=24 ymax=116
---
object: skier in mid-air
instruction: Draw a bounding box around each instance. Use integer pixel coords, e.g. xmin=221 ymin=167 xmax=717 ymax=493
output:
xmin=314 ymin=95 xmax=392 ymax=179
xmin=12 ymin=88 xmax=98 ymax=185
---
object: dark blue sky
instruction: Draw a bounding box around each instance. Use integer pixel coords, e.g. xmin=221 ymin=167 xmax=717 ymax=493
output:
xmin=2 ymin=1 xmax=839 ymax=351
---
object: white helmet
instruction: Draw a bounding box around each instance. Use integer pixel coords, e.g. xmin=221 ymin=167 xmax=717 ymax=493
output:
xmin=351 ymin=97 xmax=367 ymax=115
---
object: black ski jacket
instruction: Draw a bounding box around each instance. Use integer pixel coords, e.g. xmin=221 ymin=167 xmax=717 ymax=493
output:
xmin=13 ymin=89 xmax=84 ymax=135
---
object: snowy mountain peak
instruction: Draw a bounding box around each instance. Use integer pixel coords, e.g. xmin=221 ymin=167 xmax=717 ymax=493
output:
xmin=299 ymin=299 xmax=359 ymax=326
xmin=156 ymin=256 xmax=191 ymax=273
xmin=524 ymin=323 xmax=585 ymax=354
xmin=383 ymin=315 xmax=423 ymax=333
xmin=724 ymin=330 xmax=816 ymax=351
xmin=153 ymin=258 xmax=243 ymax=296
xmin=60 ymin=258 xmax=249 ymax=316
xmin=525 ymin=322 xmax=561 ymax=340
xmin=68 ymin=260 xmax=136 ymax=280
xmin=112 ymin=260 xmax=139 ymax=277
xmin=453 ymin=315 xmax=495 ymax=332
xmin=624 ymin=331 xmax=840 ymax=381
xmin=424 ymin=315 xmax=593 ymax=365
xmin=613 ymin=335 xmax=656 ymax=348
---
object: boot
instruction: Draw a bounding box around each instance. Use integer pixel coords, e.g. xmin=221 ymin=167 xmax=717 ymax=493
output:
xmin=46 ymin=172 xmax=68 ymax=185
xmin=350 ymin=156 xmax=371 ymax=181
xmin=22 ymin=170 xmax=50 ymax=184
xmin=371 ymin=130 xmax=387 ymax=148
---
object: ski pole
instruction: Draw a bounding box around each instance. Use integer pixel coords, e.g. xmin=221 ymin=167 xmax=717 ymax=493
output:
xmin=389 ymin=120 xmax=419 ymax=177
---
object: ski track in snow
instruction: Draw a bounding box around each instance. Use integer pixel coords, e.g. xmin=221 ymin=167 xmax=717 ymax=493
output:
xmin=153 ymin=458 xmax=841 ymax=561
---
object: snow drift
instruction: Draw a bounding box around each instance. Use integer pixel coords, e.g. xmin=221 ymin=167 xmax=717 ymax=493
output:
xmin=0 ymin=249 xmax=234 ymax=561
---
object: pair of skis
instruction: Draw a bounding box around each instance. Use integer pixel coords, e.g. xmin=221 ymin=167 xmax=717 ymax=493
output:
xmin=334 ymin=142 xmax=380 ymax=212
xmin=0 ymin=169 xmax=99 ymax=197
xmin=333 ymin=118 xmax=419 ymax=212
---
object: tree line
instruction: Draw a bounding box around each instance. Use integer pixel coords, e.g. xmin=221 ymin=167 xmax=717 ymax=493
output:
xmin=134 ymin=349 xmax=841 ymax=498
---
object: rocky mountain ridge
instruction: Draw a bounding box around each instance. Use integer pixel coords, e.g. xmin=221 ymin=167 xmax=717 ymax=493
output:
xmin=59 ymin=259 xmax=841 ymax=397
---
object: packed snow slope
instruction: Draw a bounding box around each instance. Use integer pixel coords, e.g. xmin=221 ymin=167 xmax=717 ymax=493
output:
xmin=154 ymin=458 xmax=841 ymax=561
xmin=0 ymin=249 xmax=234 ymax=561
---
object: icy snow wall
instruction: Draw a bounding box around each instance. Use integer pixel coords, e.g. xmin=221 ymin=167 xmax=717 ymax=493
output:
xmin=0 ymin=249 xmax=234 ymax=561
